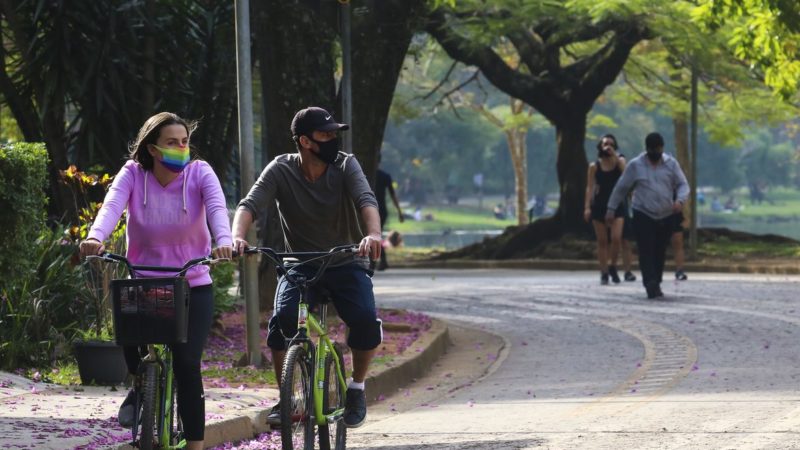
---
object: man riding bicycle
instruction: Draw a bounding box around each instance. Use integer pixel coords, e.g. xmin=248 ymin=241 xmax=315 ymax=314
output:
xmin=231 ymin=106 xmax=382 ymax=429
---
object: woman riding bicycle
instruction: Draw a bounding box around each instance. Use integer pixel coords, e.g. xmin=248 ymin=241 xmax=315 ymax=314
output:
xmin=79 ymin=112 xmax=233 ymax=450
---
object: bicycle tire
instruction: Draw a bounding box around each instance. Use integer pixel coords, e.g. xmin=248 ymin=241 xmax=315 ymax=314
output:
xmin=318 ymin=343 xmax=347 ymax=450
xmin=139 ymin=362 xmax=160 ymax=450
xmin=280 ymin=345 xmax=315 ymax=450
xmin=167 ymin=376 xmax=185 ymax=447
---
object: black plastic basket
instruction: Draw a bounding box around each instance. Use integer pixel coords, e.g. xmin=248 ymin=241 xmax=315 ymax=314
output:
xmin=111 ymin=277 xmax=189 ymax=345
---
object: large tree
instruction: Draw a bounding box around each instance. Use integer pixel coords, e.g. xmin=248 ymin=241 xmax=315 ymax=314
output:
xmin=425 ymin=1 xmax=651 ymax=254
xmin=251 ymin=0 xmax=425 ymax=306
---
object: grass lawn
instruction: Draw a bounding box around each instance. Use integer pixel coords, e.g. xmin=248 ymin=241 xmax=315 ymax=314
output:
xmin=699 ymin=237 xmax=800 ymax=259
xmin=704 ymin=187 xmax=800 ymax=218
xmin=387 ymin=205 xmax=517 ymax=233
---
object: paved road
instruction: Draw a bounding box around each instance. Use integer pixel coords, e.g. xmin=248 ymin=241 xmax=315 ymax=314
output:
xmin=349 ymin=269 xmax=800 ymax=450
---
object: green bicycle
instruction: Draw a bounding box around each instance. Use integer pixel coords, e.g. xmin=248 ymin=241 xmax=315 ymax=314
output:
xmin=244 ymin=245 xmax=356 ymax=450
xmin=90 ymin=252 xmax=218 ymax=450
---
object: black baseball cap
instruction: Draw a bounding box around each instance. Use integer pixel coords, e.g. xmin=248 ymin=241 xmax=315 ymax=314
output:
xmin=291 ymin=106 xmax=349 ymax=137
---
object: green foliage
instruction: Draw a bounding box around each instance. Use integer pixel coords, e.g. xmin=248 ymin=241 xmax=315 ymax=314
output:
xmin=211 ymin=261 xmax=238 ymax=319
xmin=57 ymin=165 xmax=126 ymax=338
xmin=0 ymin=105 xmax=24 ymax=143
xmin=0 ymin=143 xmax=48 ymax=290
xmin=692 ymin=0 xmax=800 ymax=98
xmin=1 ymin=1 xmax=237 ymax=192
xmin=586 ymin=113 xmax=619 ymax=139
xmin=0 ymin=226 xmax=93 ymax=370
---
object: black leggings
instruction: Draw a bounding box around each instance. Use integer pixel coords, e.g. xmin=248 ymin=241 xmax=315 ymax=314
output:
xmin=124 ymin=284 xmax=214 ymax=441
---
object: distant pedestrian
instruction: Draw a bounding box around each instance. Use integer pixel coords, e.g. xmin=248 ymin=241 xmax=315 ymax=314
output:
xmin=375 ymin=153 xmax=404 ymax=271
xmin=584 ymin=134 xmax=627 ymax=285
xmin=607 ymin=132 xmax=690 ymax=299
xmin=615 ymin=151 xmax=638 ymax=283
xmin=671 ymin=211 xmax=688 ymax=281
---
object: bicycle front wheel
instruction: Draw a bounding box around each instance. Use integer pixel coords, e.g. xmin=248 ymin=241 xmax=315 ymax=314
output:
xmin=280 ymin=345 xmax=314 ymax=450
xmin=139 ymin=362 xmax=160 ymax=450
xmin=318 ymin=343 xmax=346 ymax=450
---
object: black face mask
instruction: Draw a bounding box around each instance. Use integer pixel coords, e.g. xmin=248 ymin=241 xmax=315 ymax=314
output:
xmin=646 ymin=150 xmax=662 ymax=162
xmin=309 ymin=136 xmax=340 ymax=164
xmin=598 ymin=149 xmax=612 ymax=158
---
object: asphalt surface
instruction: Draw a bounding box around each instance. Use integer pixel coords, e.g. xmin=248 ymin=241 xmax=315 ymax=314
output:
xmin=348 ymin=269 xmax=800 ymax=450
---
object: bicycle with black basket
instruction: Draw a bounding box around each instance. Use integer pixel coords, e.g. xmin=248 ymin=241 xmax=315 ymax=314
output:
xmin=243 ymin=244 xmax=358 ymax=450
xmin=88 ymin=252 xmax=219 ymax=450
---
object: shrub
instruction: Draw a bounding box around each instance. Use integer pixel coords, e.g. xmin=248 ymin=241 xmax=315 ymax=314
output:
xmin=0 ymin=142 xmax=48 ymax=291
xmin=0 ymin=226 xmax=93 ymax=370
xmin=211 ymin=261 xmax=238 ymax=319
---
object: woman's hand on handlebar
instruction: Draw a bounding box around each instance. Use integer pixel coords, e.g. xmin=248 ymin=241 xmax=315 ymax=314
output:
xmin=359 ymin=233 xmax=382 ymax=260
xmin=212 ymin=245 xmax=233 ymax=260
xmin=79 ymin=238 xmax=105 ymax=258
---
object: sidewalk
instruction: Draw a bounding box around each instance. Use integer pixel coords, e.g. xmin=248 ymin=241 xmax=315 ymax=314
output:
xmin=0 ymin=319 xmax=449 ymax=450
xmin=394 ymin=257 xmax=800 ymax=274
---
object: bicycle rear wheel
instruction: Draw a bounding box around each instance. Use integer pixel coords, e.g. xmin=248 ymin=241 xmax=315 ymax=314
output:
xmin=139 ymin=362 xmax=160 ymax=450
xmin=318 ymin=343 xmax=346 ymax=450
xmin=280 ymin=345 xmax=314 ymax=450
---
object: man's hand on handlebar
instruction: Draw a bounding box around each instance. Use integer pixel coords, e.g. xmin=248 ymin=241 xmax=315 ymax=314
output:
xmin=359 ymin=233 xmax=382 ymax=260
xmin=232 ymin=238 xmax=249 ymax=258
xmin=79 ymin=238 xmax=105 ymax=258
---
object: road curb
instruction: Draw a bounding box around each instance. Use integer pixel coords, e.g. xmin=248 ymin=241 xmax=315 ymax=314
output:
xmin=393 ymin=258 xmax=800 ymax=275
xmin=365 ymin=317 xmax=450 ymax=404
xmin=119 ymin=318 xmax=450 ymax=449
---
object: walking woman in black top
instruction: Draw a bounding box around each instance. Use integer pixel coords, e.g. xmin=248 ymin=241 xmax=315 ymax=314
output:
xmin=584 ymin=134 xmax=627 ymax=284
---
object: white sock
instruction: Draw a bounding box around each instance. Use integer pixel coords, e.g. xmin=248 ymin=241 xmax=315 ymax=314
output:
xmin=348 ymin=379 xmax=365 ymax=391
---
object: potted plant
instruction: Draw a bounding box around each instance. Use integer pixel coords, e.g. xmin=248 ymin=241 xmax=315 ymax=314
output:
xmin=62 ymin=167 xmax=129 ymax=386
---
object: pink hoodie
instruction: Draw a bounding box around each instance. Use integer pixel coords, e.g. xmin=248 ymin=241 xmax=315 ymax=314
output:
xmin=88 ymin=159 xmax=233 ymax=287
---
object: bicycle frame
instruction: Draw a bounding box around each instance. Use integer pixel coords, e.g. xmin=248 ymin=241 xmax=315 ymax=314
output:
xmin=299 ymin=301 xmax=348 ymax=426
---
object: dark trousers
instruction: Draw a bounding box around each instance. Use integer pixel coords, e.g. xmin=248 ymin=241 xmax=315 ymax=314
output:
xmin=124 ymin=284 xmax=214 ymax=441
xmin=632 ymin=210 xmax=673 ymax=290
xmin=268 ymin=264 xmax=382 ymax=352
xmin=379 ymin=208 xmax=388 ymax=268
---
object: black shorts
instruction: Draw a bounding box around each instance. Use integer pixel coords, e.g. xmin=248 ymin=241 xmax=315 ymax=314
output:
xmin=268 ymin=264 xmax=382 ymax=351
xmin=591 ymin=203 xmax=626 ymax=222
xmin=671 ymin=212 xmax=685 ymax=233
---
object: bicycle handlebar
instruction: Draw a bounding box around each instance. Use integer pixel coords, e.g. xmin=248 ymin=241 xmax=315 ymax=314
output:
xmin=241 ymin=244 xmax=358 ymax=287
xmin=86 ymin=252 xmax=219 ymax=278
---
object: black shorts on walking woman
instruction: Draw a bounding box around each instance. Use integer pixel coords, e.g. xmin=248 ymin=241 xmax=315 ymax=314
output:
xmin=591 ymin=203 xmax=626 ymax=222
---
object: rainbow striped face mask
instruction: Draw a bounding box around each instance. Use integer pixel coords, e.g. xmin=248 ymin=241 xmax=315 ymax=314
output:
xmin=154 ymin=145 xmax=191 ymax=173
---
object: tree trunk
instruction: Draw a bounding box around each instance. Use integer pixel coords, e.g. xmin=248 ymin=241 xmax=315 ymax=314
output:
xmin=252 ymin=0 xmax=338 ymax=309
xmin=554 ymin=118 xmax=590 ymax=233
xmin=506 ymin=128 xmax=528 ymax=226
xmin=673 ymin=113 xmax=693 ymax=226
xmin=349 ymin=0 xmax=425 ymax=186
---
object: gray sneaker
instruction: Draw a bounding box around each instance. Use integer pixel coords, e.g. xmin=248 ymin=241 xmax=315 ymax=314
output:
xmin=343 ymin=388 xmax=366 ymax=428
xmin=266 ymin=403 xmax=281 ymax=426
xmin=118 ymin=389 xmax=138 ymax=428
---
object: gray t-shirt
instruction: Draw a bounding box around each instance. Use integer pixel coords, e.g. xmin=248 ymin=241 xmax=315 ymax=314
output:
xmin=238 ymin=152 xmax=378 ymax=267
xmin=607 ymin=152 xmax=689 ymax=220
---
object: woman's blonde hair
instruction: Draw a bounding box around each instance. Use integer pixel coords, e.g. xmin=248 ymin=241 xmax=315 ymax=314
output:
xmin=129 ymin=112 xmax=198 ymax=170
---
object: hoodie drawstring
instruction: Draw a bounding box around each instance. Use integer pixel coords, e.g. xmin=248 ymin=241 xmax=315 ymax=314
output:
xmin=143 ymin=168 xmax=187 ymax=213
xmin=182 ymin=171 xmax=187 ymax=213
